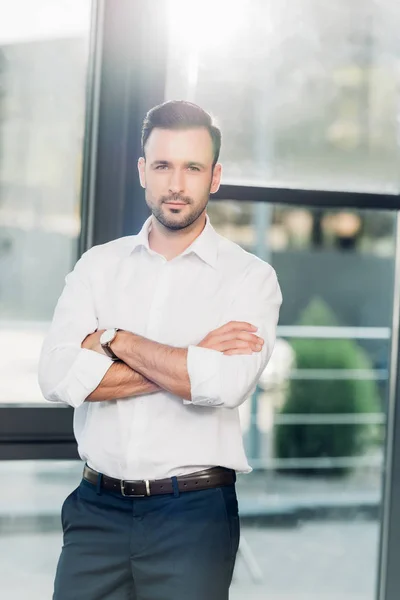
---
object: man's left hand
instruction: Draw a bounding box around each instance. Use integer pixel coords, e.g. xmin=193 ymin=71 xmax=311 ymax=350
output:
xmin=81 ymin=329 xmax=106 ymax=355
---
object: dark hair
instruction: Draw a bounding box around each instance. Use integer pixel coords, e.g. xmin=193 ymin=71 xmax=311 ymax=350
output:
xmin=141 ymin=100 xmax=221 ymax=166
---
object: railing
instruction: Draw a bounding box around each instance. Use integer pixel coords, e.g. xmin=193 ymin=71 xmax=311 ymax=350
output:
xmin=247 ymin=325 xmax=390 ymax=470
xmin=288 ymin=369 xmax=387 ymax=381
xmin=249 ymin=455 xmax=384 ymax=470
xmin=274 ymin=413 xmax=385 ymax=425
xmin=277 ymin=325 xmax=391 ymax=340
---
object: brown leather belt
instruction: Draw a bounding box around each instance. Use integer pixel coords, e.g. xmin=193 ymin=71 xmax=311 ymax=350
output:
xmin=83 ymin=464 xmax=236 ymax=497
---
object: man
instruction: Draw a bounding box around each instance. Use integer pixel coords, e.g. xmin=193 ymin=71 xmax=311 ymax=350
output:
xmin=38 ymin=100 xmax=282 ymax=600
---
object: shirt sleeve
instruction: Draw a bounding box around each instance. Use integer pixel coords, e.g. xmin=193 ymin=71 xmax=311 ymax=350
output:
xmin=186 ymin=262 xmax=282 ymax=409
xmin=37 ymin=249 xmax=113 ymax=408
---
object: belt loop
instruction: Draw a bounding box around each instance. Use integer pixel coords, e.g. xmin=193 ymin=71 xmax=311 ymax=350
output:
xmin=171 ymin=476 xmax=180 ymax=498
xmin=232 ymin=469 xmax=237 ymax=483
xmin=96 ymin=472 xmax=103 ymax=495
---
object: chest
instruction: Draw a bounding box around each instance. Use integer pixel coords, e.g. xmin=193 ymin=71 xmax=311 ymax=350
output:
xmin=92 ymin=253 xmax=236 ymax=347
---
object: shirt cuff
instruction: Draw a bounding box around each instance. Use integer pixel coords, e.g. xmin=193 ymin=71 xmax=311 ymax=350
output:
xmin=185 ymin=345 xmax=224 ymax=407
xmin=47 ymin=348 xmax=113 ymax=408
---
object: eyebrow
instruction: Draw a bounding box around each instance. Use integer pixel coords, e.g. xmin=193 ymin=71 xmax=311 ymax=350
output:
xmin=150 ymin=160 xmax=207 ymax=169
xmin=150 ymin=160 xmax=170 ymax=167
xmin=186 ymin=161 xmax=206 ymax=169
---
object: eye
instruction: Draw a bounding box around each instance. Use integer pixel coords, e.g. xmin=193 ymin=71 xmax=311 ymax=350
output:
xmin=187 ymin=166 xmax=200 ymax=172
xmin=155 ymin=164 xmax=169 ymax=170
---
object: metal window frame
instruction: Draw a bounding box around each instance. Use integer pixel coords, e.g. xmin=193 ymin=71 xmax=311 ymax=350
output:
xmin=214 ymin=184 xmax=400 ymax=210
xmin=377 ymin=216 xmax=400 ymax=600
xmin=1 ymin=3 xmax=400 ymax=599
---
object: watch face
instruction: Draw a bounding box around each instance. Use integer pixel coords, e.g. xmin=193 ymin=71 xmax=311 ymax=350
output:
xmin=100 ymin=329 xmax=116 ymax=345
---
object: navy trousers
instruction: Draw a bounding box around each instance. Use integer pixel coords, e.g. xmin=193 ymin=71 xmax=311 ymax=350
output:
xmin=53 ymin=475 xmax=240 ymax=600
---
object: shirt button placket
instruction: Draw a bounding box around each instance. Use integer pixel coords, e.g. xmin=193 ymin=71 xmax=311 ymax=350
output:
xmin=127 ymin=260 xmax=170 ymax=463
xmin=146 ymin=260 xmax=170 ymax=341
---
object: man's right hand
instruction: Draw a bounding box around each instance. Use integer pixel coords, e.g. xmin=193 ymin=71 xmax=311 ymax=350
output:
xmin=197 ymin=321 xmax=264 ymax=356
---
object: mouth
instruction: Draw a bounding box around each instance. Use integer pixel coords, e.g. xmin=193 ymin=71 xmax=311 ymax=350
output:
xmin=165 ymin=202 xmax=187 ymax=207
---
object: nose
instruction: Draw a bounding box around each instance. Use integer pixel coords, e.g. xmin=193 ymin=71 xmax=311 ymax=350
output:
xmin=168 ymin=169 xmax=185 ymax=195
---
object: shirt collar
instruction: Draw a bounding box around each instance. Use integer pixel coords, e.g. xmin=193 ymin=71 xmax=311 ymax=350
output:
xmin=130 ymin=213 xmax=219 ymax=269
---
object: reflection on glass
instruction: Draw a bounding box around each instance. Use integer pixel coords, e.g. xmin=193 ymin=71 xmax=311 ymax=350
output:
xmin=1 ymin=201 xmax=395 ymax=599
xmin=166 ymin=0 xmax=400 ymax=193
xmin=206 ymin=200 xmax=394 ymax=600
xmin=209 ymin=202 xmax=396 ymax=256
xmin=0 ymin=0 xmax=92 ymax=404
xmin=0 ymin=460 xmax=82 ymax=599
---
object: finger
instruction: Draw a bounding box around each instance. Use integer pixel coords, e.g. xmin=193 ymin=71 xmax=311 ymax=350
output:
xmin=217 ymin=331 xmax=264 ymax=345
xmin=219 ymin=339 xmax=263 ymax=353
xmin=214 ymin=339 xmax=252 ymax=352
xmin=223 ymin=348 xmax=253 ymax=355
xmin=209 ymin=335 xmax=263 ymax=353
xmin=225 ymin=340 xmax=263 ymax=352
xmin=215 ymin=321 xmax=258 ymax=333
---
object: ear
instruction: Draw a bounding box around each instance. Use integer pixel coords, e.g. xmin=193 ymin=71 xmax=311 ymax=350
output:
xmin=210 ymin=163 xmax=222 ymax=194
xmin=138 ymin=157 xmax=146 ymax=188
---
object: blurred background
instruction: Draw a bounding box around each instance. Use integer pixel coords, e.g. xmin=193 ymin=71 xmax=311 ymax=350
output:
xmin=0 ymin=1 xmax=400 ymax=599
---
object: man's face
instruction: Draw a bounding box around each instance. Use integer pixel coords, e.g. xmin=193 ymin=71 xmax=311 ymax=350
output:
xmin=138 ymin=127 xmax=221 ymax=231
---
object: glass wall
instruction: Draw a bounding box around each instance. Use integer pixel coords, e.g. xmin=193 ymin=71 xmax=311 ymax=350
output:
xmin=0 ymin=0 xmax=93 ymax=404
xmin=0 ymin=460 xmax=82 ymax=600
xmin=2 ymin=204 xmax=395 ymax=599
xmin=205 ymin=201 xmax=396 ymax=599
xmin=1 ymin=1 xmax=398 ymax=599
xmin=166 ymin=0 xmax=400 ymax=194
xmin=164 ymin=0 xmax=399 ymax=596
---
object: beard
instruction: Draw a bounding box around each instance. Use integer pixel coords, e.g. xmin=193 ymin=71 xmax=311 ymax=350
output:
xmin=146 ymin=191 xmax=209 ymax=231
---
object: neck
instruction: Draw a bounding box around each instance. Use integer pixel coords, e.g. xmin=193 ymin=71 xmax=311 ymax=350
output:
xmin=148 ymin=213 xmax=207 ymax=261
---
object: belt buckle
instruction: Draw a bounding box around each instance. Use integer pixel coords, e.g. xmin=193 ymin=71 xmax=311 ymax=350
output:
xmin=120 ymin=479 xmax=151 ymax=497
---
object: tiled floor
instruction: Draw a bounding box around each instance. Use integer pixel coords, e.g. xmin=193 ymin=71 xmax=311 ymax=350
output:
xmin=0 ymin=520 xmax=378 ymax=600
xmin=0 ymin=460 xmax=381 ymax=599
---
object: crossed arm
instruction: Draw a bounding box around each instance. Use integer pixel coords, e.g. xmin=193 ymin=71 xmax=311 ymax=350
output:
xmin=83 ymin=323 xmax=263 ymax=403
xmin=83 ymin=333 xmax=189 ymax=402
xmin=84 ymin=359 xmax=162 ymax=402
xmin=38 ymin=250 xmax=281 ymax=409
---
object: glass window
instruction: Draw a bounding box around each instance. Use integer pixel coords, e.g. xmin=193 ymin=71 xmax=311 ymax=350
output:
xmin=0 ymin=460 xmax=82 ymax=599
xmin=209 ymin=202 xmax=397 ymax=256
xmin=207 ymin=200 xmax=395 ymax=600
xmin=0 ymin=0 xmax=93 ymax=404
xmin=166 ymin=0 xmax=400 ymax=194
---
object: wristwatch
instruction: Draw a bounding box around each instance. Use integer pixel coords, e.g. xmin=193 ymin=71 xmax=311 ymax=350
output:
xmin=100 ymin=328 xmax=121 ymax=361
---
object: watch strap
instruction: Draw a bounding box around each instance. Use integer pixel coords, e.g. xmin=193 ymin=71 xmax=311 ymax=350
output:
xmin=102 ymin=328 xmax=121 ymax=361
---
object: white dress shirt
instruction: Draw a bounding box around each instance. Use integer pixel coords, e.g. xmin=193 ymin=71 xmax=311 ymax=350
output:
xmin=38 ymin=213 xmax=282 ymax=480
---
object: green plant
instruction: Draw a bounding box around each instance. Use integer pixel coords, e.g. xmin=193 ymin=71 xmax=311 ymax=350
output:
xmin=274 ymin=298 xmax=381 ymax=476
